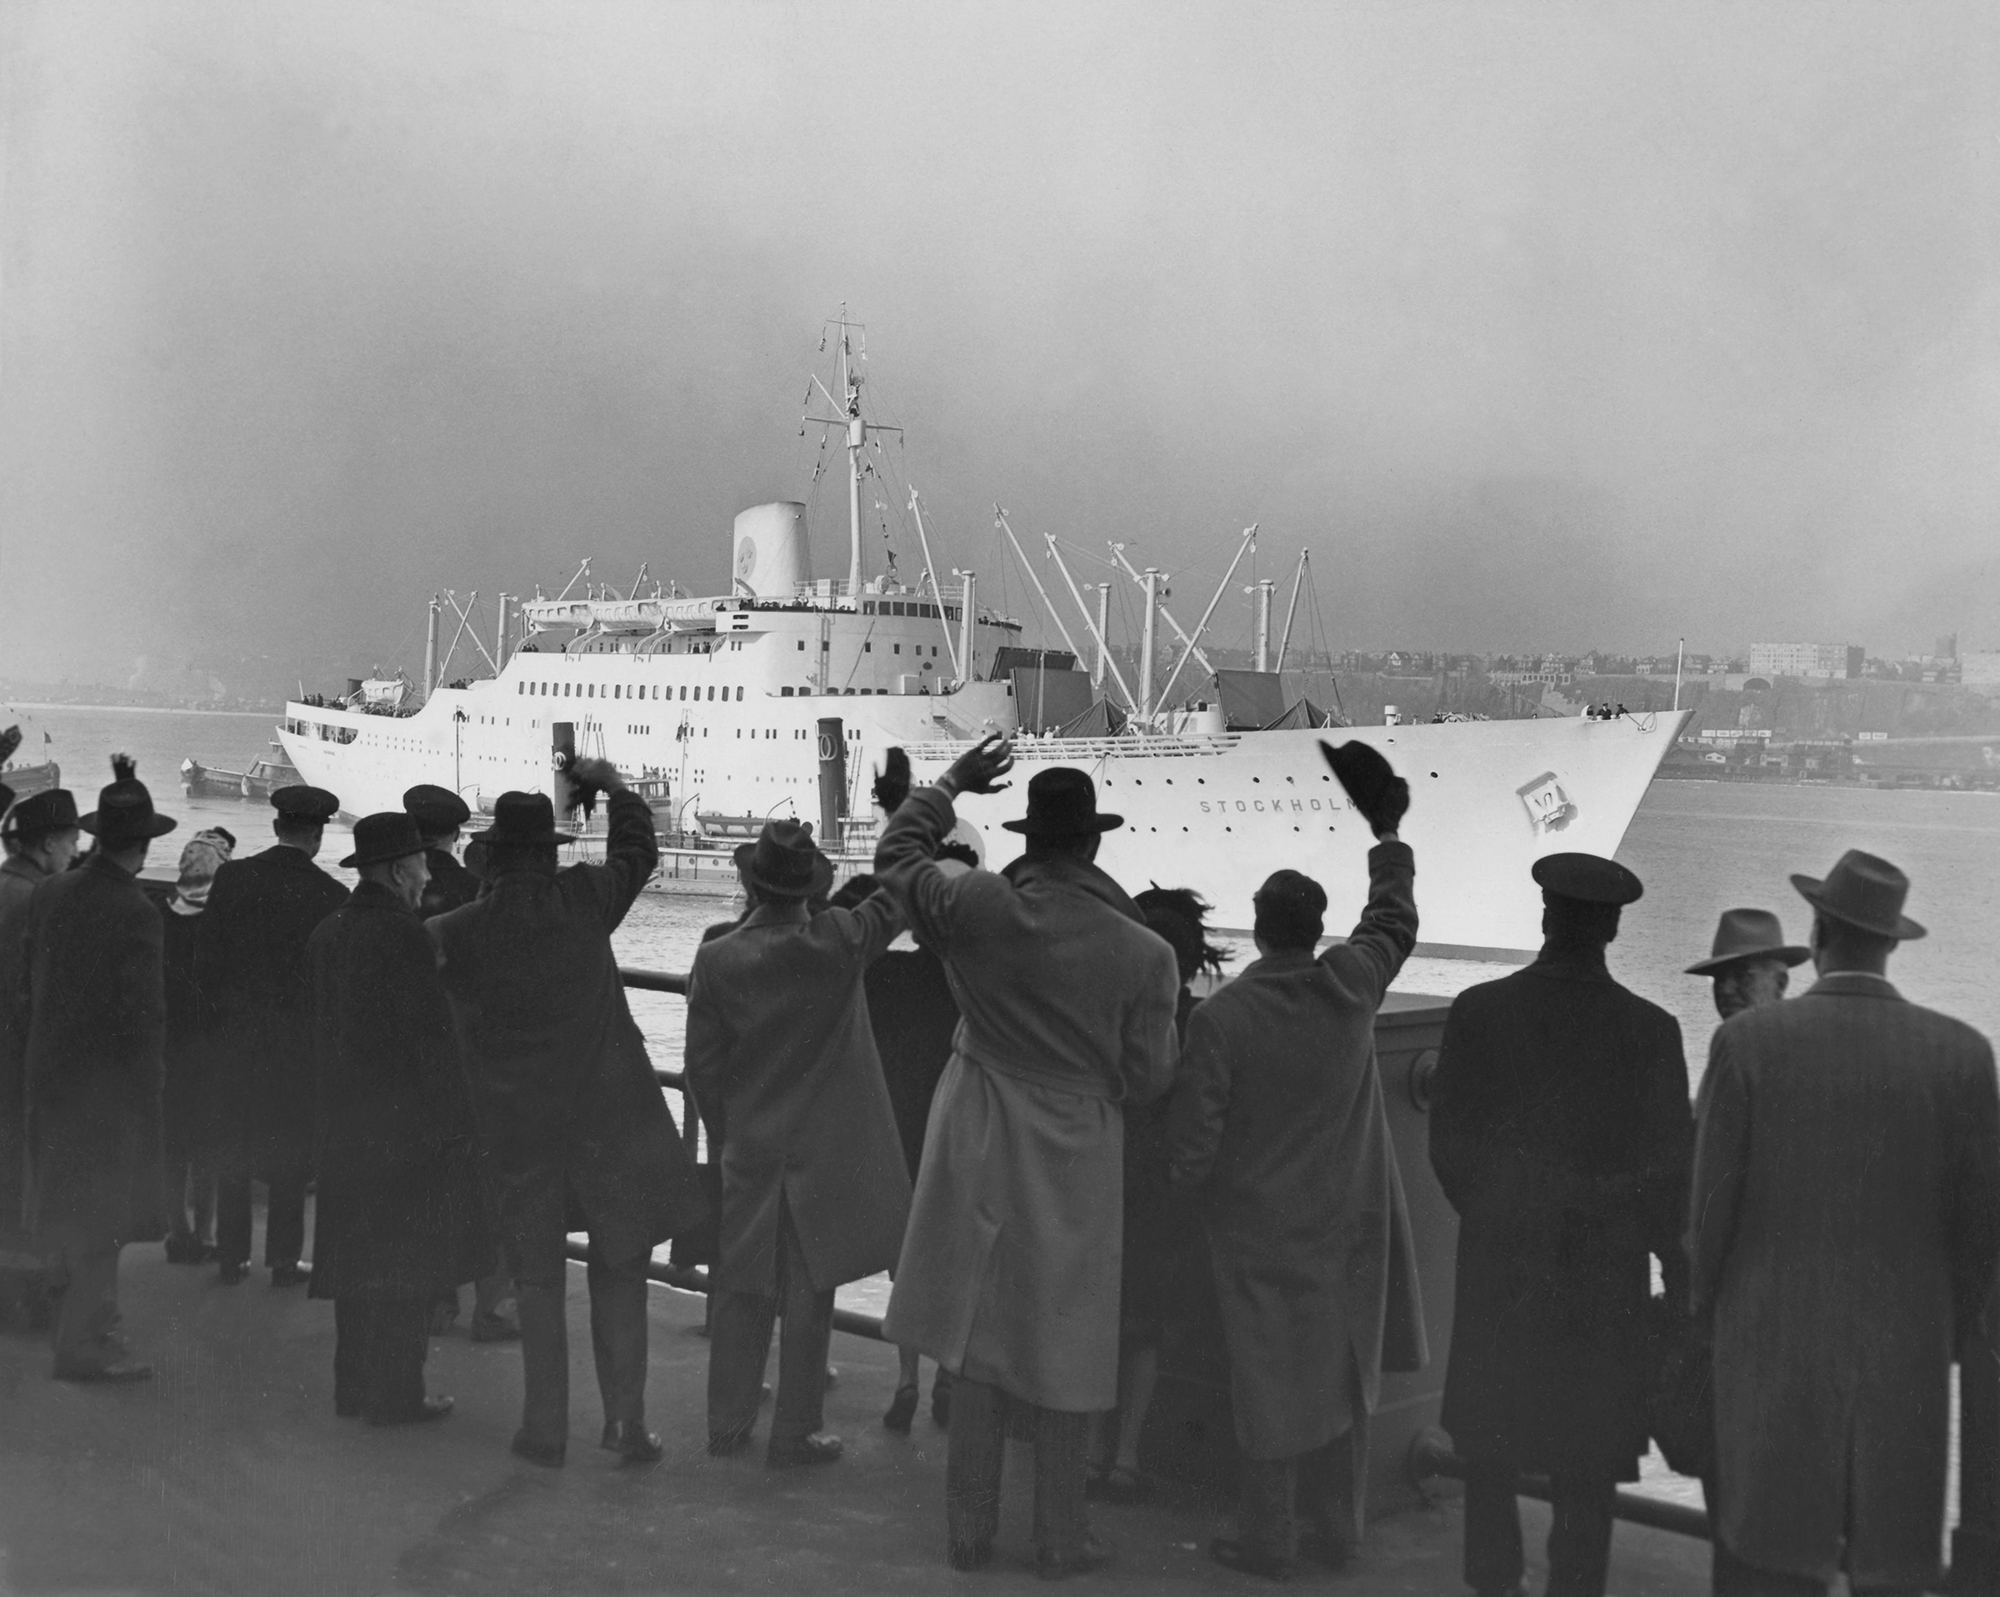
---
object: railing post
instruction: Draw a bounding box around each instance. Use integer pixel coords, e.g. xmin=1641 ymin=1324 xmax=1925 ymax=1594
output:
xmin=1955 ymin=1271 xmax=2000 ymax=1595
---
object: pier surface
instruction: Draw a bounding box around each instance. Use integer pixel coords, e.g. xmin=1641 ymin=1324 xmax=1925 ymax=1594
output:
xmin=0 ymin=1243 xmax=1713 ymax=1596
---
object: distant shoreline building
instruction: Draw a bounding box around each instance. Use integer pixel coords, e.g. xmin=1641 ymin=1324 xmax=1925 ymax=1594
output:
xmin=1748 ymin=641 xmax=1864 ymax=681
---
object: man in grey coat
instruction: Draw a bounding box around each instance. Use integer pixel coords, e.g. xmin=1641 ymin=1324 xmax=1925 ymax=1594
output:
xmin=686 ymin=818 xmax=910 ymax=1467
xmin=1690 ymin=850 xmax=2000 ymax=1597
xmin=876 ymin=739 xmax=1180 ymax=1579
xmin=1168 ymin=746 xmax=1424 ymax=1580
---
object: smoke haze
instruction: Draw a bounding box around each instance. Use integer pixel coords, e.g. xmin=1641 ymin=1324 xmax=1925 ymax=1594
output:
xmin=3 ymin=0 xmax=1995 ymax=688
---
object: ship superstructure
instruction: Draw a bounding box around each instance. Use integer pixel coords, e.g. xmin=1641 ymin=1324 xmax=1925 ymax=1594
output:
xmin=279 ymin=315 xmax=1689 ymax=957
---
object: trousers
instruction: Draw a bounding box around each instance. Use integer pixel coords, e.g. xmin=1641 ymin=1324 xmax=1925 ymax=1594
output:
xmin=1464 ymin=1458 xmax=1617 ymax=1597
xmin=946 ymin=1374 xmax=1092 ymax=1557
xmin=333 ymin=1297 xmax=430 ymax=1419
xmin=215 ymin=1171 xmax=307 ymax=1269
xmin=42 ymin=1222 xmax=123 ymax=1376
xmin=1238 ymin=1412 xmax=1369 ymax=1562
xmin=513 ymin=1237 xmax=649 ymax=1450
xmin=708 ymin=1197 xmax=833 ymax=1447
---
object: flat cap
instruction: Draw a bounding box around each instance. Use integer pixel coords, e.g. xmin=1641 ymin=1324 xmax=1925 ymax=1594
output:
xmin=2 ymin=788 xmax=80 ymax=839
xmin=270 ymin=785 xmax=340 ymax=824
xmin=1532 ymin=851 xmax=1643 ymax=906
xmin=403 ymin=783 xmax=471 ymax=833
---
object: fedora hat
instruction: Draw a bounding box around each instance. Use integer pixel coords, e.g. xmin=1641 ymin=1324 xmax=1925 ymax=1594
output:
xmin=1791 ymin=849 xmax=1926 ymax=941
xmin=733 ymin=818 xmax=834 ymax=900
xmin=342 ymin=812 xmax=430 ymax=870
xmin=1532 ymin=851 xmax=1643 ymax=906
xmin=2 ymin=788 xmax=79 ymax=843
xmin=999 ymin=768 xmax=1122 ymax=837
xmin=80 ymin=756 xmax=176 ymax=844
xmin=471 ymin=791 xmax=578 ymax=847
xmin=1685 ymin=908 xmax=1811 ymax=975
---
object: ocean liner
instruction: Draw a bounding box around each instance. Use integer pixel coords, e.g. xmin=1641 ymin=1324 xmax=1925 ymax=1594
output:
xmin=278 ymin=321 xmax=1687 ymax=957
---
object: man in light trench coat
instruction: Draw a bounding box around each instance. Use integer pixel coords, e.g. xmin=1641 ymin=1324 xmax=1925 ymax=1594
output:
xmin=876 ymin=737 xmax=1180 ymax=1579
xmin=1168 ymin=740 xmax=1426 ymax=1580
xmin=1690 ymin=850 xmax=2000 ymax=1597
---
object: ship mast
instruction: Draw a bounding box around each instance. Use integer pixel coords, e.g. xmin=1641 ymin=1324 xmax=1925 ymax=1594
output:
xmin=803 ymin=310 xmax=901 ymax=598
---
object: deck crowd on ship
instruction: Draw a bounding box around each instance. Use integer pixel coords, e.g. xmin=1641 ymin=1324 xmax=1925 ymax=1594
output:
xmin=0 ymin=733 xmax=1994 ymax=1594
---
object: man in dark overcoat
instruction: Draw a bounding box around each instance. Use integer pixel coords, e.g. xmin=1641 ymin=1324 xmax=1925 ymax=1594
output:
xmin=21 ymin=759 xmax=174 ymax=1380
xmin=1170 ymin=768 xmax=1427 ymax=1579
xmin=404 ymin=782 xmax=514 ymax=1341
xmin=0 ymin=786 xmax=81 ymax=1325
xmin=1690 ymin=851 xmax=2000 ymax=1597
xmin=308 ymin=812 xmax=491 ymax=1425
xmin=404 ymin=784 xmax=480 ymax=920
xmin=876 ymin=741 xmax=1181 ymax=1579
xmin=1430 ymin=852 xmax=1691 ymax=1597
xmin=686 ymin=822 xmax=911 ymax=1466
xmin=430 ymin=764 xmax=706 ymax=1468
xmin=197 ymin=784 xmax=347 ymax=1286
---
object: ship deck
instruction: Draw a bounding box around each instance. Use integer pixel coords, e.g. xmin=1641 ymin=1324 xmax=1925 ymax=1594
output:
xmin=0 ymin=1238 xmax=1715 ymax=1596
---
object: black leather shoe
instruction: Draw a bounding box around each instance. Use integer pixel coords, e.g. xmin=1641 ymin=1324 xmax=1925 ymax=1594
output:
xmin=767 ymin=1431 xmax=843 ymax=1468
xmin=270 ymin=1263 xmax=311 ymax=1288
xmin=366 ymin=1395 xmax=454 ymax=1426
xmin=1209 ymin=1538 xmax=1295 ymax=1581
xmin=1036 ymin=1534 xmax=1116 ymax=1581
xmin=600 ymin=1421 xmax=665 ymax=1464
xmin=948 ymin=1539 xmax=993 ymax=1572
xmin=217 ymin=1261 xmax=249 ymax=1286
xmin=53 ymin=1359 xmax=154 ymax=1384
xmin=883 ymin=1382 xmax=919 ymax=1433
xmin=511 ymin=1430 xmax=566 ymax=1468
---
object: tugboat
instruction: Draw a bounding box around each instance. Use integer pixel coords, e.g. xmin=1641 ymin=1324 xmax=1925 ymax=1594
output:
xmin=181 ymin=739 xmax=302 ymax=801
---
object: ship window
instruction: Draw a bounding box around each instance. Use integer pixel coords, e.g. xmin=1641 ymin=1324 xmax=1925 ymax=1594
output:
xmin=736 ymin=687 xmax=744 ymax=701
xmin=679 ymin=686 xmax=687 ymax=700
xmin=864 ymin=643 xmax=872 ymax=652
xmin=707 ymin=686 xmax=715 ymax=701
xmin=863 ymin=602 xmax=875 ymax=615
xmin=894 ymin=644 xmax=901 ymax=654
xmin=797 ymin=640 xmax=805 ymax=651
xmin=563 ymin=684 xmax=570 ymax=697
xmin=781 ymin=687 xmax=792 ymax=697
xmin=614 ymin=685 xmax=622 ymax=699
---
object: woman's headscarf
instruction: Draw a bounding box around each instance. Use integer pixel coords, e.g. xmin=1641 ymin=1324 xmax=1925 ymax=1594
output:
xmin=170 ymin=826 xmax=237 ymax=915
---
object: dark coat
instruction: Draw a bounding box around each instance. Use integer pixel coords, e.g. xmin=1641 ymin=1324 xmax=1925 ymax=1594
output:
xmin=197 ymin=845 xmax=348 ymax=1179
xmin=1169 ymin=839 xmax=1427 ymax=1459
xmin=22 ymin=857 xmax=167 ymax=1241
xmin=1690 ymin=973 xmax=2000 ymax=1589
xmin=865 ymin=945 xmax=961 ymax=1179
xmin=418 ymin=848 xmax=479 ymax=921
xmin=159 ymin=902 xmax=221 ymax=1171
xmin=430 ymin=787 xmax=704 ymax=1264
xmin=1430 ymin=948 xmax=1691 ymax=1478
xmin=0 ymin=855 xmax=53 ymax=1246
xmin=306 ymin=881 xmax=491 ymax=1300
xmin=876 ymin=786 xmax=1181 ymax=1412
xmin=686 ymin=894 xmax=912 ymax=1295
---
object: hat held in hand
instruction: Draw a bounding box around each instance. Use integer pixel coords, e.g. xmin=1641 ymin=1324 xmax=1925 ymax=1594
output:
xmin=1318 ymin=740 xmax=1409 ymax=836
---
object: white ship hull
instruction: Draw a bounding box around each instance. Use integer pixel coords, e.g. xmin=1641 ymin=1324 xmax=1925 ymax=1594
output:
xmin=280 ymin=651 xmax=1687 ymax=957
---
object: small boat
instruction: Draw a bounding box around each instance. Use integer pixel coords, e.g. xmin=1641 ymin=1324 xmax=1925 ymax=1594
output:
xmin=1 ymin=759 xmax=62 ymax=801
xmin=182 ymin=742 xmax=302 ymax=802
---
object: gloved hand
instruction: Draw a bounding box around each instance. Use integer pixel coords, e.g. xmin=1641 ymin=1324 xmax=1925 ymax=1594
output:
xmin=1318 ymin=740 xmax=1409 ymax=838
xmin=566 ymin=756 xmax=625 ymax=821
xmin=873 ymin=748 xmax=912 ymax=815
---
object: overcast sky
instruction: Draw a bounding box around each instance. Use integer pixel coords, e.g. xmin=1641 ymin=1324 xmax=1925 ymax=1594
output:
xmin=3 ymin=0 xmax=1995 ymax=687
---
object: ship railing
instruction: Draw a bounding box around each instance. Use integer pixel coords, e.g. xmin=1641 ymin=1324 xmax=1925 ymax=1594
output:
xmin=599 ymin=963 xmax=2000 ymax=1588
xmin=901 ymin=732 xmax=1241 ymax=761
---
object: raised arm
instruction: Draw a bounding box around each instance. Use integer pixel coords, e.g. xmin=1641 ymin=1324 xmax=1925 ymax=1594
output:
xmin=1328 ymin=839 xmax=1417 ymax=1004
xmin=874 ymin=734 xmax=1015 ymax=957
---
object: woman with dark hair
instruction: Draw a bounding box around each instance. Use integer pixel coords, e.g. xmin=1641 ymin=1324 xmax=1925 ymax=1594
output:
xmin=1089 ymin=885 xmax=1228 ymax=1502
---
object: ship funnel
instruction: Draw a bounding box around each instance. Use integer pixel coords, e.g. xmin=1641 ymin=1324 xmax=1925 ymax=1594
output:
xmin=732 ymin=502 xmax=810 ymax=597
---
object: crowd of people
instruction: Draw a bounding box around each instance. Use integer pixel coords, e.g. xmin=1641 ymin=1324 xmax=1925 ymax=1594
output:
xmin=0 ymin=733 xmax=1994 ymax=1594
